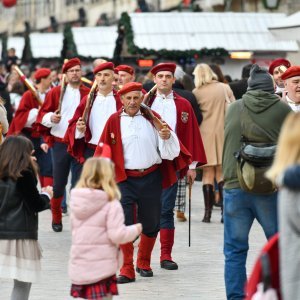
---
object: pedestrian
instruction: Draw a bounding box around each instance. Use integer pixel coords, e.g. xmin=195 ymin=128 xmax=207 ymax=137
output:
xmin=95 ymin=82 xmax=190 ymax=283
xmin=36 ymin=58 xmax=89 ymax=232
xmin=281 ymin=66 xmax=300 ymax=112
xmin=0 ymin=135 xmax=52 ymax=300
xmin=193 ymin=63 xmax=235 ymax=223
xmin=222 ymin=64 xmax=291 ymax=300
xmin=266 ymin=112 xmax=300 ymax=300
xmin=69 ymin=154 xmax=142 ymax=300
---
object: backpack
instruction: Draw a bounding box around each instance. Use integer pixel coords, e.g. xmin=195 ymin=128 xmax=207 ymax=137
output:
xmin=235 ymin=101 xmax=277 ymax=195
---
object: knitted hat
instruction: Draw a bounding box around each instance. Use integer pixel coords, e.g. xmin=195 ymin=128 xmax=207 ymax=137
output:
xmin=247 ymin=64 xmax=275 ymax=94
xmin=94 ymin=142 xmax=112 ymax=160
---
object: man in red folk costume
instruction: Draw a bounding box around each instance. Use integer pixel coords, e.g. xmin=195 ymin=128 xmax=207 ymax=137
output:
xmin=94 ymin=82 xmax=191 ymax=283
xmin=8 ymin=68 xmax=53 ymax=187
xmin=148 ymin=63 xmax=207 ymax=271
xmin=65 ymin=62 xmax=122 ymax=163
xmin=36 ymin=58 xmax=89 ymax=232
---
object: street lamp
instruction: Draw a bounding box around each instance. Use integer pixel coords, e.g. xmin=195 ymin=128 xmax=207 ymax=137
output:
xmin=262 ymin=0 xmax=281 ymax=10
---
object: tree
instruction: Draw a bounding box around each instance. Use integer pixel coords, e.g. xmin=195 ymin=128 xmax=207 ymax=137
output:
xmin=61 ymin=24 xmax=78 ymax=61
xmin=22 ymin=21 xmax=33 ymax=64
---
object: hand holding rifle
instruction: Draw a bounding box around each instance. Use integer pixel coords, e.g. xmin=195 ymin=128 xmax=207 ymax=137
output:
xmin=143 ymin=84 xmax=157 ymax=105
xmin=14 ymin=66 xmax=43 ymax=106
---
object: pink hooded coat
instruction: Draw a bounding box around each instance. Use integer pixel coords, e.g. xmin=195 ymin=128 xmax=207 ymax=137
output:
xmin=68 ymin=188 xmax=139 ymax=285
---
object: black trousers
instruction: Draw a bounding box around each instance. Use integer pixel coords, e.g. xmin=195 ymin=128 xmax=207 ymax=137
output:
xmin=52 ymin=141 xmax=82 ymax=198
xmin=118 ymin=169 xmax=162 ymax=238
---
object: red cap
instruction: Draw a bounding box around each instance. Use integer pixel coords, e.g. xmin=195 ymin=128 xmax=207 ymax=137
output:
xmin=93 ymin=62 xmax=114 ymax=75
xmin=62 ymin=58 xmax=81 ymax=73
xmin=34 ymin=68 xmax=51 ymax=80
xmin=116 ymin=65 xmax=135 ymax=75
xmin=118 ymin=82 xmax=142 ymax=96
xmin=95 ymin=142 xmax=112 ymax=160
xmin=268 ymin=58 xmax=291 ymax=75
xmin=150 ymin=63 xmax=176 ymax=76
xmin=281 ymin=66 xmax=300 ymax=80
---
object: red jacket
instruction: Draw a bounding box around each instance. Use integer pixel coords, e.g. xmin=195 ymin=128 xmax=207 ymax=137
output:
xmin=36 ymin=84 xmax=89 ymax=146
xmin=149 ymin=92 xmax=207 ymax=174
xmin=94 ymin=109 xmax=192 ymax=189
xmin=8 ymin=90 xmax=41 ymax=137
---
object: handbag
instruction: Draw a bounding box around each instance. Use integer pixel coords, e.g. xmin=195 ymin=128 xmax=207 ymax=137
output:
xmin=235 ymin=101 xmax=277 ymax=195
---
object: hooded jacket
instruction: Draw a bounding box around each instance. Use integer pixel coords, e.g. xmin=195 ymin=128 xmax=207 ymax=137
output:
xmin=222 ymin=90 xmax=291 ymax=189
xmin=69 ymin=188 xmax=139 ymax=285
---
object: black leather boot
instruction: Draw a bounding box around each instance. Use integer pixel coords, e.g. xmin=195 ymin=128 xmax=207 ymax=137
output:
xmin=202 ymin=184 xmax=214 ymax=223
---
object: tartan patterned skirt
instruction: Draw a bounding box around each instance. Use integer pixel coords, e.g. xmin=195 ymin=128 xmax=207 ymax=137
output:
xmin=70 ymin=275 xmax=118 ymax=300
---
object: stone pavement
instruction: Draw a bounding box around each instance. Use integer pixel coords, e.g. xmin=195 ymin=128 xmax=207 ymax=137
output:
xmin=0 ymin=181 xmax=267 ymax=300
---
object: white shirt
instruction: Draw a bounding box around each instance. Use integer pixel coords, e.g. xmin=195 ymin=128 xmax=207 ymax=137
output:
xmin=25 ymin=91 xmax=47 ymax=128
xmin=151 ymin=92 xmax=177 ymax=131
xmin=120 ymin=110 xmax=180 ymax=170
xmin=41 ymin=85 xmax=81 ymax=138
xmin=76 ymin=91 xmax=117 ymax=145
xmin=286 ymin=95 xmax=300 ymax=112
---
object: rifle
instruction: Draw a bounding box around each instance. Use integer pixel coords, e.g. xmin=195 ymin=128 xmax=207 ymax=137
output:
xmin=188 ymin=178 xmax=192 ymax=247
xmin=81 ymin=80 xmax=98 ymax=121
xmin=0 ymin=122 xmax=2 ymax=144
xmin=143 ymin=84 xmax=157 ymax=105
xmin=57 ymin=74 xmax=67 ymax=113
xmin=14 ymin=66 xmax=43 ymax=106
xmin=140 ymin=103 xmax=167 ymax=131
xmin=81 ymin=77 xmax=92 ymax=86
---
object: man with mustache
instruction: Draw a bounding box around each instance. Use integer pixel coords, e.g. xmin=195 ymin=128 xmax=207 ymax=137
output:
xmin=65 ymin=62 xmax=122 ymax=163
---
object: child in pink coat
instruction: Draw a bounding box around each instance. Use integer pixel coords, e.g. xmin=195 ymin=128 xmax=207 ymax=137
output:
xmin=69 ymin=153 xmax=142 ymax=300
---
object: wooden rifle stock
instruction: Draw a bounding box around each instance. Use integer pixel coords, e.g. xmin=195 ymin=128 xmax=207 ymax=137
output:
xmin=57 ymin=74 xmax=67 ymax=113
xmin=14 ymin=66 xmax=43 ymax=106
xmin=143 ymin=84 xmax=157 ymax=105
xmin=81 ymin=77 xmax=92 ymax=86
xmin=81 ymin=80 xmax=98 ymax=121
xmin=140 ymin=103 xmax=166 ymax=131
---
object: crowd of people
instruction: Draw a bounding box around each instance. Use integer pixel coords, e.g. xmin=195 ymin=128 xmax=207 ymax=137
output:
xmin=0 ymin=54 xmax=299 ymax=300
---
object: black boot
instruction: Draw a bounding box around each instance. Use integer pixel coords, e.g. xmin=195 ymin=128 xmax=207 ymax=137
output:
xmin=218 ymin=181 xmax=224 ymax=223
xmin=202 ymin=184 xmax=214 ymax=223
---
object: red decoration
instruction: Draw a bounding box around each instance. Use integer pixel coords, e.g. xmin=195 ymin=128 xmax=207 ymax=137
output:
xmin=3 ymin=0 xmax=17 ymax=8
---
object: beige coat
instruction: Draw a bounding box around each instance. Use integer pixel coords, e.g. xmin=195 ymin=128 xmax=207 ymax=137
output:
xmin=193 ymin=81 xmax=235 ymax=166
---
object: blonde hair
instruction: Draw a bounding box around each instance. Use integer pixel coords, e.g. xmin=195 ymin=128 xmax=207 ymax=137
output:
xmin=193 ymin=63 xmax=218 ymax=88
xmin=266 ymin=112 xmax=300 ymax=182
xmin=76 ymin=157 xmax=121 ymax=201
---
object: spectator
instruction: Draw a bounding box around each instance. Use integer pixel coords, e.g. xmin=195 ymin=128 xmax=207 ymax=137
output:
xmin=193 ymin=63 xmax=235 ymax=223
xmin=266 ymin=112 xmax=300 ymax=300
xmin=229 ymin=63 xmax=252 ymax=100
xmin=0 ymin=135 xmax=52 ymax=300
xmin=222 ymin=64 xmax=291 ymax=299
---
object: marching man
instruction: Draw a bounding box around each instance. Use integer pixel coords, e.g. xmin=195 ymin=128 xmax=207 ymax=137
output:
xmin=37 ymin=58 xmax=89 ymax=232
xmin=94 ymin=82 xmax=191 ymax=283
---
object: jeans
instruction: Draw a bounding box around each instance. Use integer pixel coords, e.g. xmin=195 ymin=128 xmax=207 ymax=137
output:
xmin=223 ymin=188 xmax=278 ymax=300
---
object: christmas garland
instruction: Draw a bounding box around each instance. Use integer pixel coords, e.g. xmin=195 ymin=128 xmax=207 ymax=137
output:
xmin=119 ymin=12 xmax=229 ymax=59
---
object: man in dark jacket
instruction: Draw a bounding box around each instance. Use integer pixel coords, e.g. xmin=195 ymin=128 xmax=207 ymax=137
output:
xmin=222 ymin=64 xmax=291 ymax=300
